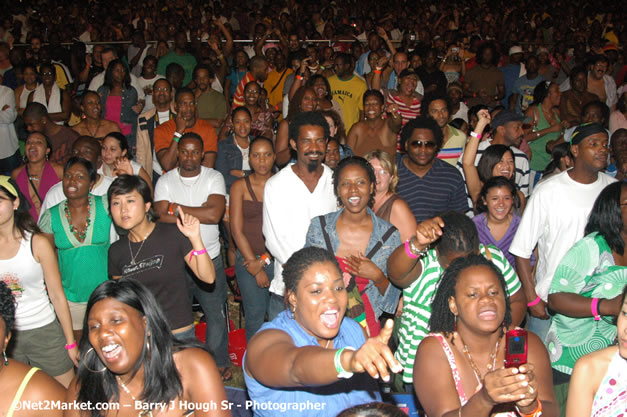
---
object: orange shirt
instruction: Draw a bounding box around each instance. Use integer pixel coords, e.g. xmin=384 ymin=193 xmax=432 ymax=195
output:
xmin=154 ymin=119 xmax=218 ymax=154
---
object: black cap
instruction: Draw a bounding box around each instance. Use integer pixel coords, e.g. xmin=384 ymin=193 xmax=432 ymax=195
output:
xmin=492 ymin=110 xmax=525 ymax=129
xmin=398 ymin=68 xmax=419 ymax=79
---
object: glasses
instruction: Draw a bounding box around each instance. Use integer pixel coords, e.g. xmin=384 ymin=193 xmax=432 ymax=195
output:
xmin=40 ymin=72 xmax=54 ymax=76
xmin=374 ymin=168 xmax=390 ymax=176
xmin=408 ymin=140 xmax=437 ymax=149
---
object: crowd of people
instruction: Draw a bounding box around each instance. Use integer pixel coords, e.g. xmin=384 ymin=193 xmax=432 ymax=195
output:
xmin=0 ymin=0 xmax=626 ymax=416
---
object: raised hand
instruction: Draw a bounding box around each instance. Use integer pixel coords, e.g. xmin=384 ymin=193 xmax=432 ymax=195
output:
xmin=346 ymin=320 xmax=403 ymax=382
xmin=414 ymin=216 xmax=445 ymax=248
xmin=175 ymin=206 xmax=201 ymax=240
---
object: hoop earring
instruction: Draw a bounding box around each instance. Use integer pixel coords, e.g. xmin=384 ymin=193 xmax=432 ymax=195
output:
xmin=454 ymin=315 xmax=458 ymax=332
xmin=3 ymin=350 xmax=8 ymax=366
xmin=83 ymin=348 xmax=107 ymax=373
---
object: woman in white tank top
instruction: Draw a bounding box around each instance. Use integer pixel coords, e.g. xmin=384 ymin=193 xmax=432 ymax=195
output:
xmin=0 ymin=176 xmax=77 ymax=388
xmin=14 ymin=63 xmax=38 ymax=116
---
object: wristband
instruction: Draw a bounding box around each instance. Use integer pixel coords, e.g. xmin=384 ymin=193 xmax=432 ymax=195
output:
xmin=173 ymin=132 xmax=182 ymax=143
xmin=168 ymin=202 xmax=176 ymax=216
xmin=470 ymin=131 xmax=482 ymax=139
xmin=64 ymin=342 xmax=77 ymax=350
xmin=373 ymin=69 xmax=382 ymax=74
xmin=591 ymin=297 xmax=601 ymax=321
xmin=189 ymin=248 xmax=208 ymax=262
xmin=296 ymin=75 xmax=304 ymax=80
xmin=260 ymin=254 xmax=271 ymax=266
xmin=405 ymin=238 xmax=419 ymax=259
xmin=334 ymin=347 xmax=355 ymax=379
xmin=527 ymin=296 xmax=541 ymax=307
xmin=516 ymin=399 xmax=542 ymax=417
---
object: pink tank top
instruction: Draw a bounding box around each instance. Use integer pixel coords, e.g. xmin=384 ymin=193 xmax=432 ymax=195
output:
xmin=105 ymin=95 xmax=132 ymax=135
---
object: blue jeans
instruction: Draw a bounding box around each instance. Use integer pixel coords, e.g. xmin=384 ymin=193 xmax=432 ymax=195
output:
xmin=526 ymin=314 xmax=552 ymax=342
xmin=234 ymin=250 xmax=273 ymax=341
xmin=187 ymin=255 xmax=229 ymax=368
xmin=267 ymin=293 xmax=287 ymax=321
xmin=0 ymin=150 xmax=22 ymax=175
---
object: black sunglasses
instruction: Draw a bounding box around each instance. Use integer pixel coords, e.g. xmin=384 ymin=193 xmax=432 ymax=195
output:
xmin=408 ymin=140 xmax=437 ymax=149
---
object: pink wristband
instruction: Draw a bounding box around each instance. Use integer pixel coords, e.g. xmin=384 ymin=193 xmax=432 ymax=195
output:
xmin=527 ymin=296 xmax=541 ymax=307
xmin=189 ymin=248 xmax=208 ymax=262
xmin=591 ymin=297 xmax=601 ymax=321
xmin=404 ymin=239 xmax=419 ymax=259
xmin=64 ymin=342 xmax=77 ymax=350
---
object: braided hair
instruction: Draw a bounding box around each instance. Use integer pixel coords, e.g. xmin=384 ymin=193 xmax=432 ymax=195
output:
xmin=429 ymin=254 xmax=512 ymax=337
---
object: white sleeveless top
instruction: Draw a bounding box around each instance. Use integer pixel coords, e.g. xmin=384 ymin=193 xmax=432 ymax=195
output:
xmin=0 ymin=232 xmax=56 ymax=330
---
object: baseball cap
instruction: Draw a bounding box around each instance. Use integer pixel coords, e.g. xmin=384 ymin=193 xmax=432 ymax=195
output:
xmin=492 ymin=110 xmax=525 ymax=128
xmin=509 ymin=46 xmax=523 ymax=56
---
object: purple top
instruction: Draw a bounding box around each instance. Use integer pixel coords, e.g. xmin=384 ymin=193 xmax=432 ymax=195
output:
xmin=472 ymin=212 xmax=520 ymax=269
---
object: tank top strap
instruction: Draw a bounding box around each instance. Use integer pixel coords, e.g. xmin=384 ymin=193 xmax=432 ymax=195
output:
xmin=429 ymin=333 xmax=469 ymax=404
xmin=375 ymin=194 xmax=399 ymax=222
xmin=244 ymin=176 xmax=259 ymax=203
xmin=7 ymin=367 xmax=40 ymax=417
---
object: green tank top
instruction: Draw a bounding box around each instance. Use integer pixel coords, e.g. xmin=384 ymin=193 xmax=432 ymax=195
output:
xmin=50 ymin=195 xmax=111 ymax=302
xmin=529 ymin=103 xmax=561 ymax=171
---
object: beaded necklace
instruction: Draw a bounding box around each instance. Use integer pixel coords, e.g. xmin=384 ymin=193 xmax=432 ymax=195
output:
xmin=64 ymin=198 xmax=92 ymax=242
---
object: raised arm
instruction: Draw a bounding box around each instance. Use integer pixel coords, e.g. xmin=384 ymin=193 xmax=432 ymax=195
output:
xmin=462 ymin=109 xmax=490 ymax=208
xmin=245 ymin=319 xmax=401 ymax=387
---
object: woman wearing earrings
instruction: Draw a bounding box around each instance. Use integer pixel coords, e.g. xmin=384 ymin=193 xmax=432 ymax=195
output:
xmin=107 ymin=175 xmax=214 ymax=340
xmin=11 ymin=132 xmax=63 ymax=219
xmin=0 ymin=176 xmax=77 ymax=388
xmin=71 ymin=91 xmax=121 ymax=139
xmin=0 ymin=281 xmax=66 ymax=417
xmin=64 ymin=279 xmax=230 ymax=417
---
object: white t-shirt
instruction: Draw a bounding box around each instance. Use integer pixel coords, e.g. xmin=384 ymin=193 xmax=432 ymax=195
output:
xmin=137 ymin=75 xmax=165 ymax=111
xmin=263 ymin=164 xmax=338 ymax=296
xmin=509 ymin=170 xmax=616 ymax=300
xmin=154 ymin=167 xmax=226 ymax=258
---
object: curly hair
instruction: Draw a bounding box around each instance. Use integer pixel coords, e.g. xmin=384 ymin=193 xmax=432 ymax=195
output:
xmin=0 ymin=281 xmax=16 ymax=337
xmin=399 ymin=116 xmax=443 ymax=152
xmin=429 ymin=254 xmax=512 ymax=337
xmin=283 ymin=247 xmax=340 ymax=311
xmin=333 ymin=156 xmax=376 ymax=208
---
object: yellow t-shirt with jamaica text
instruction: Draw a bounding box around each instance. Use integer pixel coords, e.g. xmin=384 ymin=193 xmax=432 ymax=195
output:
xmin=328 ymin=74 xmax=367 ymax=132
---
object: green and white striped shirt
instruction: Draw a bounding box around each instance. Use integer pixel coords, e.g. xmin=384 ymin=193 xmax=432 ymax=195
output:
xmin=395 ymin=244 xmax=522 ymax=383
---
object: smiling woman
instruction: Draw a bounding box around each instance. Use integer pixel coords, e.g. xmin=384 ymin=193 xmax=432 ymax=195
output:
xmin=66 ymin=279 xmax=230 ymax=417
xmin=244 ymin=247 xmax=402 ymax=417
xmin=71 ymin=91 xmax=121 ymax=140
xmin=305 ymin=156 xmax=401 ymax=337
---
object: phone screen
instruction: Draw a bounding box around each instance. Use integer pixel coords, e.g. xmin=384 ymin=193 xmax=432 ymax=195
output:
xmin=508 ymin=334 xmax=526 ymax=354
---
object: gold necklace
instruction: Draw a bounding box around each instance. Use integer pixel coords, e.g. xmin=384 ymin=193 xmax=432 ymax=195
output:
xmin=456 ymin=332 xmax=501 ymax=381
xmin=116 ymin=376 xmax=154 ymax=417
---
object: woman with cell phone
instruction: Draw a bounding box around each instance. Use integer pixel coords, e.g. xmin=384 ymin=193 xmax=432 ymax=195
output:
xmin=413 ymin=255 xmax=558 ymax=417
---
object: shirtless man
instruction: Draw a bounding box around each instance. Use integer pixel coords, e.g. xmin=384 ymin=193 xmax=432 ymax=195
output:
xmin=346 ymin=90 xmax=402 ymax=157
xmin=586 ymin=55 xmax=617 ymax=110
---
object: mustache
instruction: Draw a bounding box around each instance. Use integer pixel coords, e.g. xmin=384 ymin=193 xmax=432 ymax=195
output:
xmin=304 ymin=151 xmax=324 ymax=157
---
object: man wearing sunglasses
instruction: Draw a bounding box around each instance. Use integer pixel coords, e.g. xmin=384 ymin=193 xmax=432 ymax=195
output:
xmin=396 ymin=117 xmax=469 ymax=222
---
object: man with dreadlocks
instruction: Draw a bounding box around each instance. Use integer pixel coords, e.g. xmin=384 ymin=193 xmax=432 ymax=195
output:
xmin=387 ymin=211 xmax=525 ymax=389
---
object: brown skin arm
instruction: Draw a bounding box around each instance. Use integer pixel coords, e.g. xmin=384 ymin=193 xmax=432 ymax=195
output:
xmin=22 ymin=369 xmax=66 ymax=417
xmin=275 ymin=120 xmax=291 ymax=167
xmin=154 ymin=194 xmax=225 ymax=225
xmin=177 ymin=348 xmax=231 ymax=417
xmin=202 ymin=151 xmax=217 ymax=168
xmin=548 ymin=292 xmax=623 ymax=317
xmin=386 ymin=242 xmax=423 ymax=289
xmin=64 ymin=378 xmax=81 ymax=417
xmin=515 ymin=255 xmax=549 ymax=319
xmin=157 ymin=140 xmax=180 ymax=172
xmin=345 ymin=122 xmax=362 ymax=153
xmin=230 ymin=179 xmax=258 ymax=264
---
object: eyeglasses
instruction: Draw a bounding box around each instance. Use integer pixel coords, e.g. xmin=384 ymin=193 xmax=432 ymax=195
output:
xmin=374 ymin=168 xmax=390 ymax=176
xmin=40 ymin=72 xmax=54 ymax=76
xmin=408 ymin=140 xmax=437 ymax=149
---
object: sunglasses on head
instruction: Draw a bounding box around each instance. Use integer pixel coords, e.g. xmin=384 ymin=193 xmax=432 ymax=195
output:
xmin=408 ymin=140 xmax=437 ymax=149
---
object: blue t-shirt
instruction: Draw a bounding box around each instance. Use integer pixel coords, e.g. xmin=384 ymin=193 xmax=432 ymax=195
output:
xmin=243 ymin=311 xmax=381 ymax=417
xmin=512 ymin=75 xmax=545 ymax=115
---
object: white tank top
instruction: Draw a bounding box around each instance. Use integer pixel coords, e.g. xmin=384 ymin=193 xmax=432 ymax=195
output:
xmin=0 ymin=232 xmax=56 ymax=331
